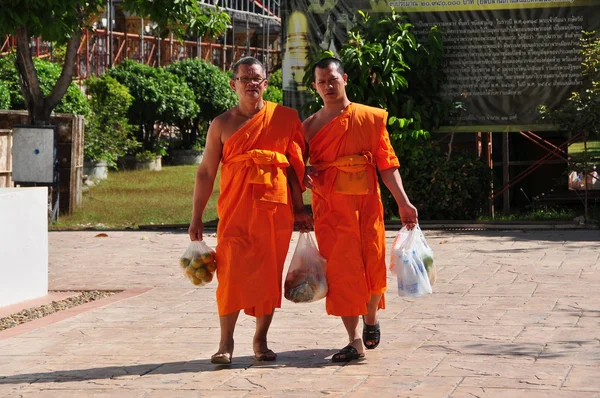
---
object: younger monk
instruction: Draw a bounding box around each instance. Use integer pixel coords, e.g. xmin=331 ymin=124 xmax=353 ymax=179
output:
xmin=303 ymin=57 xmax=418 ymax=362
xmin=189 ymin=57 xmax=312 ymax=364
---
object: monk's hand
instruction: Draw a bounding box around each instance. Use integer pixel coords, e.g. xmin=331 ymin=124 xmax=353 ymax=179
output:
xmin=294 ymin=209 xmax=314 ymax=232
xmin=304 ymin=166 xmax=318 ymax=189
xmin=399 ymin=202 xmax=418 ymax=230
xmin=188 ymin=219 xmax=204 ymax=241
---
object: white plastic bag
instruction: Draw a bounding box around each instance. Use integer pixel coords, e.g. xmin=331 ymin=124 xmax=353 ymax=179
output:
xmin=179 ymin=240 xmax=217 ymax=286
xmin=390 ymin=225 xmax=434 ymax=298
xmin=284 ymin=232 xmax=328 ymax=303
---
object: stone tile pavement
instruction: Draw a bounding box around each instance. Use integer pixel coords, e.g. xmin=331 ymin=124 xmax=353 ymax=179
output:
xmin=0 ymin=229 xmax=599 ymax=397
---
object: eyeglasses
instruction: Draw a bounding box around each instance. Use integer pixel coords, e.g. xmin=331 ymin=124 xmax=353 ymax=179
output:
xmin=235 ymin=77 xmax=266 ymax=84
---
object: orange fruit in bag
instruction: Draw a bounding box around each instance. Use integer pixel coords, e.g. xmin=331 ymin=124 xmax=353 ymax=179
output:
xmin=195 ymin=267 xmax=207 ymax=280
xmin=202 ymin=272 xmax=214 ymax=283
xmin=179 ymin=258 xmax=191 ymax=269
xmin=205 ymin=262 xmax=217 ymax=273
xmin=200 ymin=252 xmax=215 ymax=264
xmin=191 ymin=258 xmax=204 ymax=269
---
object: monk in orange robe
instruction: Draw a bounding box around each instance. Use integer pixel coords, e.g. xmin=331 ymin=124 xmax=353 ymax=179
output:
xmin=189 ymin=57 xmax=312 ymax=365
xmin=303 ymin=57 xmax=418 ymax=362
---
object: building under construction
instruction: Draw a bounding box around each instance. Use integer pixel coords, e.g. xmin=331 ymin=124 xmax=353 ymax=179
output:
xmin=0 ymin=0 xmax=283 ymax=80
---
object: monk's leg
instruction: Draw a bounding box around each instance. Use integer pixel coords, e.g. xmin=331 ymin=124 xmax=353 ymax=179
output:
xmin=342 ymin=315 xmax=364 ymax=353
xmin=212 ymin=311 xmax=239 ymax=363
xmin=253 ymin=312 xmax=277 ymax=360
xmin=363 ymin=293 xmax=382 ymax=348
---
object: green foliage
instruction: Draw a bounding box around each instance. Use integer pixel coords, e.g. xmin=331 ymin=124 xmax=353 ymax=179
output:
xmin=304 ymin=11 xmax=486 ymax=219
xmin=0 ymin=81 xmax=9 ymax=109
xmin=165 ymin=59 xmax=236 ymax=149
xmin=382 ymin=144 xmax=491 ymax=220
xmin=0 ymin=54 xmax=90 ymax=116
xmin=264 ymin=69 xmax=283 ymax=104
xmin=538 ymin=31 xmax=600 ymax=221
xmin=0 ymin=1 xmax=104 ymax=44
xmin=122 ymin=0 xmax=230 ymax=39
xmin=85 ymin=75 xmax=138 ymax=167
xmin=539 ymin=31 xmax=600 ymax=138
xmin=108 ymin=59 xmax=199 ymax=153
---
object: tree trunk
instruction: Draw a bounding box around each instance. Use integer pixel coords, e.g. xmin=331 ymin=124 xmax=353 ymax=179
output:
xmin=14 ymin=25 xmax=81 ymax=126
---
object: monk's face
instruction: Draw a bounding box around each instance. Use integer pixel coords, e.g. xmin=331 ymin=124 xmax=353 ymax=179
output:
xmin=313 ymin=64 xmax=348 ymax=105
xmin=230 ymin=64 xmax=268 ymax=102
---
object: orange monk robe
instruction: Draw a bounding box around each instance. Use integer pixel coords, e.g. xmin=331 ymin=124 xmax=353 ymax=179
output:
xmin=309 ymin=103 xmax=399 ymax=317
xmin=216 ymin=101 xmax=305 ymax=317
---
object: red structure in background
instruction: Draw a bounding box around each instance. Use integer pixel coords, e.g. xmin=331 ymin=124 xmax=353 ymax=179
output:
xmin=1 ymin=30 xmax=281 ymax=81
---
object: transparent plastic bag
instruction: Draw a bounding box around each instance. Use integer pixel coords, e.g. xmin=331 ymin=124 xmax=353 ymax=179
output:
xmin=179 ymin=240 xmax=217 ymax=287
xmin=390 ymin=225 xmax=435 ymax=298
xmin=284 ymin=232 xmax=328 ymax=303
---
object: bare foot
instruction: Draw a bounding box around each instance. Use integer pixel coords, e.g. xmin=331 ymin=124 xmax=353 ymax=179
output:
xmin=211 ymin=340 xmax=234 ymax=364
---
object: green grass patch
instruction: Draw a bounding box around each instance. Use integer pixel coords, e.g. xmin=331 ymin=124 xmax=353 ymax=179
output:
xmin=568 ymin=140 xmax=600 ymax=159
xmin=53 ymin=165 xmax=314 ymax=230
xmin=52 ymin=165 xmax=219 ymax=230
xmin=478 ymin=206 xmax=578 ymax=222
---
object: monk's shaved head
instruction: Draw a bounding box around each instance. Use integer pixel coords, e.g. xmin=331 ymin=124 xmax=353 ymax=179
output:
xmin=312 ymin=57 xmax=344 ymax=78
xmin=232 ymin=57 xmax=265 ymax=79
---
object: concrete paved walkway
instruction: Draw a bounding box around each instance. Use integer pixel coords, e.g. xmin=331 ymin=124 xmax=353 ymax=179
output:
xmin=1 ymin=229 xmax=599 ymax=397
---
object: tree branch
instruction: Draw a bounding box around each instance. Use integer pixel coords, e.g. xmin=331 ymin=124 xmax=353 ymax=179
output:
xmin=14 ymin=25 xmax=43 ymax=122
xmin=45 ymin=33 xmax=81 ymax=113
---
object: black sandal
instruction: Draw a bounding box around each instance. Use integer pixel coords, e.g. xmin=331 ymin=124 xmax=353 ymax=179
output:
xmin=362 ymin=316 xmax=381 ymax=350
xmin=331 ymin=345 xmax=365 ymax=362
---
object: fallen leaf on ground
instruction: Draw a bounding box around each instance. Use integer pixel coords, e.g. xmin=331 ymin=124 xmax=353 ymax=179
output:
xmin=95 ymin=233 xmax=108 ymax=238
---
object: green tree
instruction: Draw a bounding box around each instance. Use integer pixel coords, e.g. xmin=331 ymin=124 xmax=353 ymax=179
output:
xmin=264 ymin=69 xmax=283 ymax=105
xmin=166 ymin=59 xmax=236 ymax=149
xmin=0 ymin=54 xmax=90 ymax=117
xmin=108 ymin=60 xmax=199 ymax=154
xmin=0 ymin=81 xmax=10 ymax=110
xmin=85 ymin=75 xmax=138 ymax=168
xmin=0 ymin=0 xmax=229 ymax=125
xmin=304 ymin=11 xmax=491 ymax=220
xmin=539 ymin=31 xmax=600 ymax=221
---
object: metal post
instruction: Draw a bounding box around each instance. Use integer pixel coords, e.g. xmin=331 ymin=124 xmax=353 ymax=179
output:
xmin=487 ymin=132 xmax=494 ymax=220
xmin=231 ymin=0 xmax=235 ymax=64
xmin=108 ymin=0 xmax=113 ymax=67
xmin=502 ymin=132 xmax=510 ymax=213
xmin=140 ymin=17 xmax=145 ymax=63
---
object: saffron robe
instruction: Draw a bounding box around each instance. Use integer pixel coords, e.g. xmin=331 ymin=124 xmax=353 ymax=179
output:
xmin=308 ymin=103 xmax=399 ymax=316
xmin=216 ymin=101 xmax=305 ymax=317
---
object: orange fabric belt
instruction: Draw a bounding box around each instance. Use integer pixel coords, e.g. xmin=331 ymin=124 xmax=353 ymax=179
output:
xmin=313 ymin=152 xmax=375 ymax=195
xmin=225 ymin=149 xmax=290 ymax=204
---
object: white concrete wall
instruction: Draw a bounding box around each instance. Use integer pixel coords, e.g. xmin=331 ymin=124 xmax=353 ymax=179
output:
xmin=0 ymin=187 xmax=48 ymax=307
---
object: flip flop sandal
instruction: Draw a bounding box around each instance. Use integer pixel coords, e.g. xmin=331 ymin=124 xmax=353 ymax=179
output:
xmin=210 ymin=353 xmax=232 ymax=365
xmin=254 ymin=349 xmax=277 ymax=361
xmin=331 ymin=345 xmax=365 ymax=362
xmin=362 ymin=316 xmax=381 ymax=350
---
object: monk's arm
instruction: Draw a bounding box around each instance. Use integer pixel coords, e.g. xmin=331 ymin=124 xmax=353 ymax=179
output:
xmin=287 ymin=165 xmax=306 ymax=213
xmin=379 ymin=167 xmax=418 ymax=226
xmin=189 ymin=120 xmax=223 ymax=241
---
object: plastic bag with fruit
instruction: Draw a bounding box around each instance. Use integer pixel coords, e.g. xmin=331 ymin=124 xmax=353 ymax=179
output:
xmin=179 ymin=241 xmax=217 ymax=286
xmin=284 ymin=232 xmax=328 ymax=303
xmin=390 ymin=225 xmax=435 ymax=298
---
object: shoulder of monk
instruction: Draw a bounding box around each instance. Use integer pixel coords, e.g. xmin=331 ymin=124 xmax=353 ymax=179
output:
xmin=351 ymin=103 xmax=388 ymax=126
xmin=269 ymin=102 xmax=300 ymax=119
xmin=352 ymin=103 xmax=388 ymax=118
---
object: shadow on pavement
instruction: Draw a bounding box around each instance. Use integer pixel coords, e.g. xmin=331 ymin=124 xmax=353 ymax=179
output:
xmin=0 ymin=348 xmax=368 ymax=384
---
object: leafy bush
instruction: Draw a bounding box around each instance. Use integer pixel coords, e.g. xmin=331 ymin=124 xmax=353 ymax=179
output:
xmin=0 ymin=54 xmax=90 ymax=116
xmin=84 ymin=75 xmax=138 ymax=168
xmin=304 ymin=11 xmax=490 ymax=219
xmin=264 ymin=69 xmax=283 ymax=104
xmin=0 ymin=81 xmax=9 ymax=109
xmin=165 ymin=59 xmax=236 ymax=149
xmin=108 ymin=59 xmax=199 ymax=155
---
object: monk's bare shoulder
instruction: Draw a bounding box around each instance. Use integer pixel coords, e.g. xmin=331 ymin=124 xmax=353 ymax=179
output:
xmin=302 ymin=111 xmax=322 ymax=141
xmin=211 ymin=108 xmax=238 ymax=143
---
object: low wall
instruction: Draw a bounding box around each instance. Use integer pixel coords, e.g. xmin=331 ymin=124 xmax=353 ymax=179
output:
xmin=0 ymin=187 xmax=48 ymax=307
